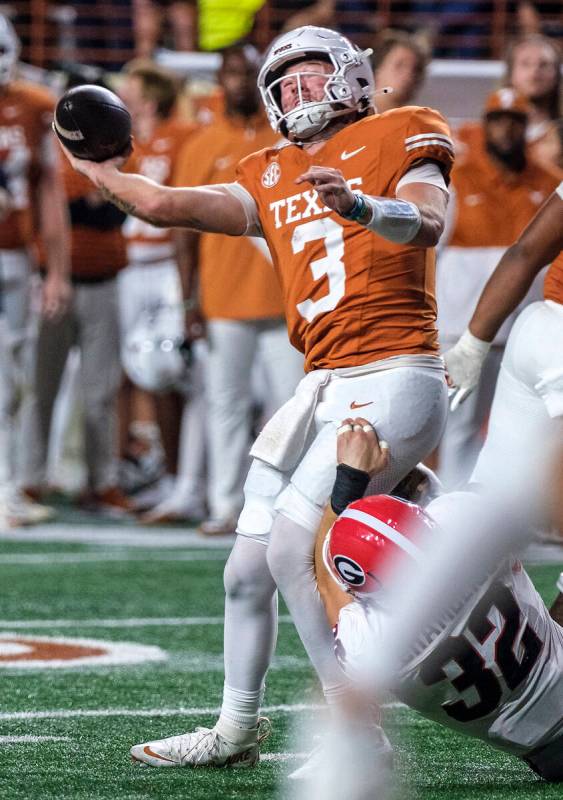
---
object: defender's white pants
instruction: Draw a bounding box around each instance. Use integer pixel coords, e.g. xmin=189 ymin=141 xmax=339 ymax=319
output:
xmin=472 ymin=301 xmax=563 ymax=487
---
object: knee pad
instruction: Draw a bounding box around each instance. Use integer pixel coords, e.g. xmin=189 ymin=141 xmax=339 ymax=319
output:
xmin=236 ymin=459 xmax=288 ymax=538
xmin=274 ymin=482 xmax=324 ymax=532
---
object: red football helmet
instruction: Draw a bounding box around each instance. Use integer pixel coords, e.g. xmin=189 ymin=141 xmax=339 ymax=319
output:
xmin=324 ymin=495 xmax=438 ymax=595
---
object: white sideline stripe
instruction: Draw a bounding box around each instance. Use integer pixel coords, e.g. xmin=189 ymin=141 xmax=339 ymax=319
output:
xmin=0 ymin=526 xmax=233 ymax=549
xmin=0 ymin=552 xmax=228 ymax=565
xmin=0 ymin=701 xmax=405 ymax=722
xmin=0 ymin=614 xmax=293 ymax=629
xmin=0 ymin=735 xmax=70 ymax=744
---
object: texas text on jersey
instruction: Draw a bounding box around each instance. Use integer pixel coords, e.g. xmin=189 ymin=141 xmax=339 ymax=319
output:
xmin=236 ymin=106 xmax=454 ymax=371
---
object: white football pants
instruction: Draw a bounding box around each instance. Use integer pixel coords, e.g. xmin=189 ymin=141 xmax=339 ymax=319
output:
xmin=20 ymin=279 xmax=121 ymax=491
xmin=205 ymin=318 xmax=303 ymax=521
xmin=222 ymin=361 xmax=448 ymax=701
xmin=437 ymin=346 xmax=503 ymax=489
xmin=471 ymin=301 xmax=563 ymax=487
xmin=0 ymin=249 xmax=35 ymax=488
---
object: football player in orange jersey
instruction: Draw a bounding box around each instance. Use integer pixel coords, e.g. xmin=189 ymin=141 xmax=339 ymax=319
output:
xmin=117 ymin=61 xmax=197 ymax=513
xmin=445 ymin=181 xmax=563 ymax=623
xmin=0 ymin=15 xmax=70 ymax=527
xmin=60 ymin=25 xmax=454 ymax=767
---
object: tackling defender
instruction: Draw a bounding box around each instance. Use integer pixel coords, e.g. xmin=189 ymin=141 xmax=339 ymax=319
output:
xmin=316 ymin=421 xmax=563 ymax=785
xmin=444 ymin=182 xmax=563 ymax=622
xmin=60 ymin=26 xmax=454 ymax=767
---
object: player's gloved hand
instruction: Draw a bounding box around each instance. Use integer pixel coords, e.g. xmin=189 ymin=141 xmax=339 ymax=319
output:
xmin=444 ymin=329 xmax=491 ymax=411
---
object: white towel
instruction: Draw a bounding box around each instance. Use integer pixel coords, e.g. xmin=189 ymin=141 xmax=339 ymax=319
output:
xmin=250 ymin=369 xmax=331 ymax=471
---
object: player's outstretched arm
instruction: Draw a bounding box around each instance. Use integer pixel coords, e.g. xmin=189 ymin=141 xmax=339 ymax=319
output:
xmin=445 ymin=186 xmax=563 ymax=409
xmin=296 ymin=166 xmax=447 ymax=247
xmin=57 ymin=141 xmax=249 ymax=235
xmin=468 ymin=188 xmax=563 ymax=343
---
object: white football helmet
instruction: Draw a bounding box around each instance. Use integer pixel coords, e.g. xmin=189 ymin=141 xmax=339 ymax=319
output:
xmin=0 ymin=16 xmax=20 ymax=87
xmin=122 ymin=308 xmax=190 ymax=394
xmin=258 ymin=26 xmax=374 ymax=140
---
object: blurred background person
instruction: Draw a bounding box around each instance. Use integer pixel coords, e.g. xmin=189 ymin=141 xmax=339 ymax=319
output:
xmin=436 ymin=88 xmax=560 ymax=488
xmin=173 ymin=44 xmax=303 ymax=536
xmin=372 ymin=28 xmax=431 ymax=113
xmin=0 ymin=15 xmax=71 ymax=527
xmin=118 ymin=59 xmax=197 ymax=512
xmin=507 ymin=34 xmax=562 ymax=169
xmin=456 ymin=33 xmax=562 ymax=170
xmin=133 ymin=0 xmax=197 ymax=58
xmin=20 ymin=70 xmax=129 ymax=515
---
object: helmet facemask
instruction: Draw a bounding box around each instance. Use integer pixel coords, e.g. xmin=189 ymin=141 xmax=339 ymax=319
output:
xmin=258 ymin=26 xmax=374 ymax=141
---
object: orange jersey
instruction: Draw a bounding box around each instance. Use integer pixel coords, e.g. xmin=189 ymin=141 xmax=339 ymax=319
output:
xmin=236 ymin=107 xmax=454 ymax=372
xmin=174 ymin=113 xmax=285 ymax=320
xmin=63 ymin=158 xmax=126 ymax=279
xmin=124 ymin=117 xmax=197 ymax=263
xmin=448 ymin=155 xmax=560 ymax=248
xmin=545 ymin=251 xmax=563 ymax=305
xmin=0 ymin=80 xmax=55 ymax=249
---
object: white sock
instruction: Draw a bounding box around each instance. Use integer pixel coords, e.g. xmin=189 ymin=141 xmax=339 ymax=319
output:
xmin=218 ymin=684 xmax=264 ymax=734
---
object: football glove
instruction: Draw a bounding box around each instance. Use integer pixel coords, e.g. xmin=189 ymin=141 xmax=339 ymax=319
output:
xmin=444 ymin=329 xmax=491 ymax=411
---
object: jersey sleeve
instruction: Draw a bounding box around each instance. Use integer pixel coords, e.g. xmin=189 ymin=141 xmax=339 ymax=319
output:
xmin=395 ymin=107 xmax=455 ymax=185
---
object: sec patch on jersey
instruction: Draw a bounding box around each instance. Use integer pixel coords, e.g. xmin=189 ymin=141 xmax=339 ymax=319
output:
xmin=53 ymin=84 xmax=131 ymax=162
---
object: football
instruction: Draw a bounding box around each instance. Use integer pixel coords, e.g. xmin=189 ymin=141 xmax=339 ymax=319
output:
xmin=53 ymin=84 xmax=132 ymax=162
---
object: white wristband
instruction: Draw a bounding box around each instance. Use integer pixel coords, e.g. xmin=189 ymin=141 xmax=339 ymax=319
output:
xmin=364 ymin=196 xmax=422 ymax=244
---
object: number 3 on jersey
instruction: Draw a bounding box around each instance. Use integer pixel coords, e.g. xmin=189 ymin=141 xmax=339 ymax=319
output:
xmin=293 ymin=218 xmax=346 ymax=323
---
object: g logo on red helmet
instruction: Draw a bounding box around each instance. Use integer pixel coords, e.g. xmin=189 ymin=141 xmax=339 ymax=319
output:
xmin=333 ymin=554 xmax=365 ymax=586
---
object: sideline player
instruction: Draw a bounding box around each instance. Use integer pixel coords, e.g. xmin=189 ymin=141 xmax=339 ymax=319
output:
xmin=60 ymin=26 xmax=454 ymax=766
xmin=118 ymin=60 xmax=197 ymax=510
xmin=174 ymin=44 xmax=303 ymax=535
xmin=315 ymin=421 xmax=563 ymax=787
xmin=0 ymin=15 xmax=70 ymax=526
xmin=445 ymin=182 xmax=563 ymax=621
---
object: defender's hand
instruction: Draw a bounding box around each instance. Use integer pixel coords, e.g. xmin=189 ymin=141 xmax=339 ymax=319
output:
xmin=296 ymin=166 xmax=356 ymax=216
xmin=444 ymin=330 xmax=491 ymax=411
xmin=336 ymin=417 xmax=390 ymax=476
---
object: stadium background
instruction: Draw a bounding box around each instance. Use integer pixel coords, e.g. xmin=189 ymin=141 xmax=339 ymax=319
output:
xmin=0 ymin=2 xmax=561 ymax=798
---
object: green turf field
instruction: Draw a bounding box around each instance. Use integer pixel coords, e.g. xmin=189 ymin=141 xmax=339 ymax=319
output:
xmin=0 ymin=523 xmax=561 ymax=800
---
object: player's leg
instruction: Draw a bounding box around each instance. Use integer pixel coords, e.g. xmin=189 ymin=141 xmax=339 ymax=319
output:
xmin=255 ymin=318 xmax=304 ymax=420
xmin=75 ymin=281 xmax=122 ymax=496
xmin=471 ymin=301 xmax=563 ymax=488
xmin=269 ymin=365 xmax=448 ymax=701
xmin=140 ymin=341 xmax=208 ymax=523
xmin=131 ymin=458 xmax=286 ymax=766
xmin=202 ymin=319 xmax=257 ymax=534
xmin=438 ymin=347 xmax=503 ymax=488
xmin=19 ymin=306 xmax=74 ymax=492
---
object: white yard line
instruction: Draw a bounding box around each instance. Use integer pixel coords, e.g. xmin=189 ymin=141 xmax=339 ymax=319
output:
xmin=260 ymin=752 xmax=307 ymax=762
xmin=0 ymin=701 xmax=405 ymax=722
xmin=0 ymin=614 xmax=293 ymax=629
xmin=0 ymin=552 xmax=228 ymax=565
xmin=0 ymin=736 xmax=70 ymax=744
xmin=0 ymin=527 xmax=232 ymax=548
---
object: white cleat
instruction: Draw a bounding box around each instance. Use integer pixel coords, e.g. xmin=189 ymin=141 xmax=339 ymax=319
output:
xmin=130 ymin=718 xmax=271 ymax=768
